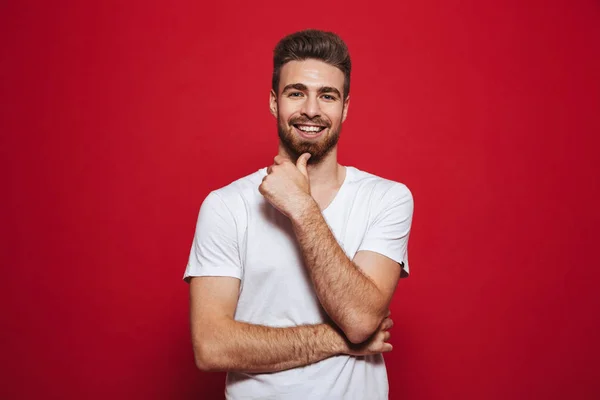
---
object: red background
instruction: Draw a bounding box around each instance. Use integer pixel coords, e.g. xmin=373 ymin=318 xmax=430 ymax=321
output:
xmin=2 ymin=1 xmax=599 ymax=399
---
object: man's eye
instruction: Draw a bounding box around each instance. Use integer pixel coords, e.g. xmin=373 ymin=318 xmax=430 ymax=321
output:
xmin=322 ymin=95 xmax=336 ymax=101
xmin=289 ymin=92 xmax=303 ymax=97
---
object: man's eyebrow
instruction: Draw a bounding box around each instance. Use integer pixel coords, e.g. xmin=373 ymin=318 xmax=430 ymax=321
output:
xmin=317 ymin=86 xmax=342 ymax=98
xmin=282 ymin=83 xmax=308 ymax=93
xmin=281 ymin=83 xmax=342 ymax=98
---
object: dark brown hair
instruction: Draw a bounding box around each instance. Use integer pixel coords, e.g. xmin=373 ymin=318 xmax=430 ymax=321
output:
xmin=272 ymin=29 xmax=351 ymax=99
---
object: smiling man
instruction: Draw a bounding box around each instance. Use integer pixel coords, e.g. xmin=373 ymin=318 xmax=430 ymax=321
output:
xmin=184 ymin=30 xmax=414 ymax=400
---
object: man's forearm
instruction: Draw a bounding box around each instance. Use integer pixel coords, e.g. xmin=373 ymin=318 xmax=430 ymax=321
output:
xmin=195 ymin=320 xmax=346 ymax=373
xmin=290 ymin=200 xmax=387 ymax=342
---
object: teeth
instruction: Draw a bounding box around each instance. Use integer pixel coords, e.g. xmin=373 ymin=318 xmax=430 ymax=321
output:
xmin=297 ymin=125 xmax=323 ymax=132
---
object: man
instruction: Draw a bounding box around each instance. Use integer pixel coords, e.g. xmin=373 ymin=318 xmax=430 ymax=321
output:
xmin=184 ymin=29 xmax=414 ymax=399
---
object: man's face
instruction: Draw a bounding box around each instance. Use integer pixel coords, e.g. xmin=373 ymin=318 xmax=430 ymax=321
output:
xmin=270 ymin=59 xmax=349 ymax=164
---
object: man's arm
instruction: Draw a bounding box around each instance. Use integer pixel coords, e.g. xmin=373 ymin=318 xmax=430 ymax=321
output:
xmin=259 ymin=154 xmax=412 ymax=344
xmin=190 ymin=276 xmax=393 ymax=373
xmin=290 ymin=203 xmax=402 ymax=344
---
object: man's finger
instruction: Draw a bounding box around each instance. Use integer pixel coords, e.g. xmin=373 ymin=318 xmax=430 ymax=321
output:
xmin=296 ymin=153 xmax=311 ymax=178
xmin=274 ymin=155 xmax=286 ymax=165
xmin=381 ymin=317 xmax=393 ymax=331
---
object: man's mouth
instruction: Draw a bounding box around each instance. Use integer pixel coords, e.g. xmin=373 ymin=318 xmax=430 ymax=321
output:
xmin=293 ymin=124 xmax=327 ymax=136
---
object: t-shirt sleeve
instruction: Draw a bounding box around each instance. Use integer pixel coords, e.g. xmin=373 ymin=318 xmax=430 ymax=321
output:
xmin=357 ymin=183 xmax=414 ymax=277
xmin=183 ymin=191 xmax=242 ymax=282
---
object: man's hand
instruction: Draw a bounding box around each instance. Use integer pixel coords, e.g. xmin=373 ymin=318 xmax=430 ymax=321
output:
xmin=259 ymin=153 xmax=314 ymax=220
xmin=343 ymin=317 xmax=394 ymax=356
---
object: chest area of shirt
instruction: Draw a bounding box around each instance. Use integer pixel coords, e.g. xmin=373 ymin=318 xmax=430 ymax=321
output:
xmin=243 ymin=199 xmax=369 ymax=273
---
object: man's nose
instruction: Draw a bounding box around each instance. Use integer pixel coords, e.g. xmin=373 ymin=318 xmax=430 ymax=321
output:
xmin=301 ymin=94 xmax=321 ymax=118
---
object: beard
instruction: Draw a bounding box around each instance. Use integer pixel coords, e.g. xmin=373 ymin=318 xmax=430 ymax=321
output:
xmin=277 ymin=114 xmax=341 ymax=164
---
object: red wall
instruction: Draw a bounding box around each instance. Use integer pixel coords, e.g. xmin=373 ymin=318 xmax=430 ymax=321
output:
xmin=2 ymin=1 xmax=599 ymax=399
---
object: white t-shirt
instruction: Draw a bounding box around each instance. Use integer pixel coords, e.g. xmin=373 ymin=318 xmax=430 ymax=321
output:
xmin=184 ymin=165 xmax=414 ymax=400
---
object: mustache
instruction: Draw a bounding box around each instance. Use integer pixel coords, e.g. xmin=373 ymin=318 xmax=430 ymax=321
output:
xmin=289 ymin=116 xmax=330 ymax=127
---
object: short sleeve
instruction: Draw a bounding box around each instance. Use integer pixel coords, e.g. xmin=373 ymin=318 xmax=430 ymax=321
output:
xmin=357 ymin=184 xmax=414 ymax=277
xmin=183 ymin=191 xmax=242 ymax=282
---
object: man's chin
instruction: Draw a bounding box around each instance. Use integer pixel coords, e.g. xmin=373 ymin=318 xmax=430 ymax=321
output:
xmin=278 ymin=126 xmax=340 ymax=163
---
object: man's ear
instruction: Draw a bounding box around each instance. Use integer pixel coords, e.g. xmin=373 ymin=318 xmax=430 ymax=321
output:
xmin=269 ymin=89 xmax=278 ymax=118
xmin=342 ymin=95 xmax=350 ymax=122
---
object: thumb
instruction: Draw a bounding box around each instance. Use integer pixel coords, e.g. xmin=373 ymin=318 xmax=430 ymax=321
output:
xmin=296 ymin=153 xmax=311 ymax=178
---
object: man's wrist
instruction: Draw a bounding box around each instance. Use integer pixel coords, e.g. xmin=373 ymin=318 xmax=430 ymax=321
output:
xmin=290 ymin=195 xmax=319 ymax=225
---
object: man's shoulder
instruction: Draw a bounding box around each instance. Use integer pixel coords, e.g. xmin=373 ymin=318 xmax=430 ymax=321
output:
xmin=347 ymin=166 xmax=412 ymax=201
xmin=208 ymin=167 xmax=267 ymax=209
